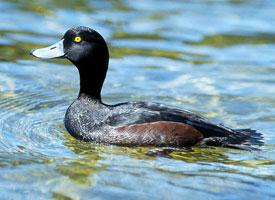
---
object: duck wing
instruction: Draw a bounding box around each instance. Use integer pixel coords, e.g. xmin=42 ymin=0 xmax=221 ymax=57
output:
xmin=107 ymin=101 xmax=263 ymax=148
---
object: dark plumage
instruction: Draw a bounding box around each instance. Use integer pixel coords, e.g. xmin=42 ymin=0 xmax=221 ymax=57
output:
xmin=31 ymin=26 xmax=263 ymax=150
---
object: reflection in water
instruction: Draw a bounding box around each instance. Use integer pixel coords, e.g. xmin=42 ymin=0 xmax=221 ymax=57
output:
xmin=7 ymin=0 xmax=93 ymax=13
xmin=188 ymin=33 xmax=275 ymax=47
xmin=57 ymin=133 xmax=105 ymax=186
xmin=0 ymin=0 xmax=275 ymax=199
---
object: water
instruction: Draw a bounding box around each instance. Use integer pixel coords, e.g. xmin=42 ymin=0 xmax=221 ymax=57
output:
xmin=0 ymin=0 xmax=275 ymax=199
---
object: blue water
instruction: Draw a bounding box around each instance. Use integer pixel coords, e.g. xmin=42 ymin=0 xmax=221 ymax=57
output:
xmin=0 ymin=0 xmax=275 ymax=199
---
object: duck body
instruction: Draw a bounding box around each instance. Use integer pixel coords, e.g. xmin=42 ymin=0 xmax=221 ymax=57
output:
xmin=31 ymin=26 xmax=263 ymax=150
xmin=65 ymin=94 xmax=261 ymax=149
xmin=65 ymin=96 xmax=202 ymax=147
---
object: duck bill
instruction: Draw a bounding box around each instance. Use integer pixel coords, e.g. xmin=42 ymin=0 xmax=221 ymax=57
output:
xmin=30 ymin=39 xmax=65 ymax=59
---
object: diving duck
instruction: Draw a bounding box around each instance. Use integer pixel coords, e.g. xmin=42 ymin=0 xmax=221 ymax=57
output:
xmin=31 ymin=26 xmax=263 ymax=151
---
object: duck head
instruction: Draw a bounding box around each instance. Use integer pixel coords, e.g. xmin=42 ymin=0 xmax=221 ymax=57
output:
xmin=31 ymin=26 xmax=109 ymax=100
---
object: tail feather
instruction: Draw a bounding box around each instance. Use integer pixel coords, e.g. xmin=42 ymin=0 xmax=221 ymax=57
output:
xmin=179 ymin=114 xmax=264 ymax=150
xmin=233 ymin=129 xmax=264 ymax=146
xmin=200 ymin=128 xmax=264 ymax=151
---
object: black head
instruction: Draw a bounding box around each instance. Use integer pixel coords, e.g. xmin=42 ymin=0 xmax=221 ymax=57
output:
xmin=31 ymin=26 xmax=109 ymax=67
xmin=31 ymin=26 xmax=109 ymax=99
xmin=63 ymin=27 xmax=109 ymax=66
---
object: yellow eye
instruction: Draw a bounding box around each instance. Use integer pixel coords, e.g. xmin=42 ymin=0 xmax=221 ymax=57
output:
xmin=74 ymin=36 xmax=82 ymax=43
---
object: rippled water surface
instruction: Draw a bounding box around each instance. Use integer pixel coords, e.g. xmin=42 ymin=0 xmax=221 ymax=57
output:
xmin=0 ymin=0 xmax=275 ymax=199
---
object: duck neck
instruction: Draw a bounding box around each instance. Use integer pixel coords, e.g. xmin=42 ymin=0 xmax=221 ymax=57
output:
xmin=76 ymin=58 xmax=108 ymax=101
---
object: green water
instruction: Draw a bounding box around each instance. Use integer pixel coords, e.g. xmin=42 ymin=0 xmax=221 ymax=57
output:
xmin=0 ymin=0 xmax=275 ymax=199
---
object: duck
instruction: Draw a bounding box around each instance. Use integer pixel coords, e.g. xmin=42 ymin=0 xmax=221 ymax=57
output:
xmin=30 ymin=26 xmax=263 ymax=151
